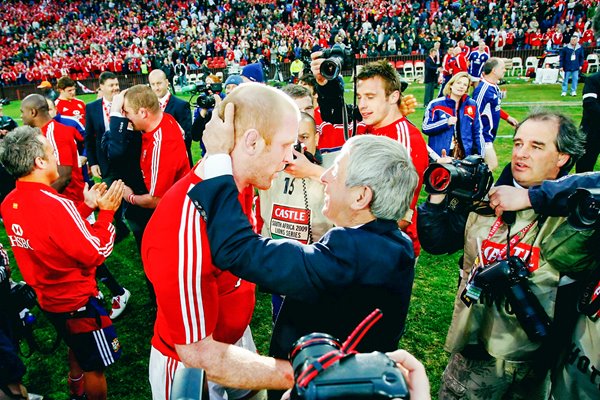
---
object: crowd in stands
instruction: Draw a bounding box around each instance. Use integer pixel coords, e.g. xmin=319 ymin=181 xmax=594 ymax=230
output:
xmin=0 ymin=0 xmax=598 ymax=86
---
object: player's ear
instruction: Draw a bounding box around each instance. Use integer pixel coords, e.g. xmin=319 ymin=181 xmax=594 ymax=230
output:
xmin=242 ymin=129 xmax=263 ymax=155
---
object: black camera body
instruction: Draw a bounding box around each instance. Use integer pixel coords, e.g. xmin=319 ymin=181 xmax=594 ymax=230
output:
xmin=320 ymin=44 xmax=354 ymax=81
xmin=473 ymin=256 xmax=551 ymax=341
xmin=567 ymin=188 xmax=600 ymax=230
xmin=192 ymin=82 xmax=223 ymax=109
xmin=423 ymin=155 xmax=493 ymax=202
xmin=289 ymin=333 xmax=409 ymax=400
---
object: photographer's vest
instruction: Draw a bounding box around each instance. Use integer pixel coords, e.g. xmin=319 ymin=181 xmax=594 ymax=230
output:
xmin=551 ymin=312 xmax=600 ymax=399
xmin=445 ymin=209 xmax=595 ymax=361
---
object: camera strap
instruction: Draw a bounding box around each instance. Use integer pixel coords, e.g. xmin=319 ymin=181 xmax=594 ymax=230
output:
xmin=482 ymin=216 xmax=538 ymax=263
xmin=295 ymin=309 xmax=383 ymax=389
xmin=462 ymin=216 xmax=539 ymax=306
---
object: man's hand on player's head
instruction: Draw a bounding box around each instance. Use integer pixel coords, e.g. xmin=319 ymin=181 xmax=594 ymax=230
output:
xmin=400 ymin=94 xmax=417 ymax=116
xmin=203 ymin=102 xmax=235 ymax=156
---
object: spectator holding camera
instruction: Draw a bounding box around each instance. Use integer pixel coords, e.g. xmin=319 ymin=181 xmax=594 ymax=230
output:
xmin=422 ymin=71 xmax=484 ymax=159
xmin=0 ymin=126 xmax=125 ymax=400
xmin=417 ymin=110 xmax=596 ymax=399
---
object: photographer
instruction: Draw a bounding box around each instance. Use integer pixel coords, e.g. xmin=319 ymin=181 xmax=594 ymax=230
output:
xmin=490 ymin=173 xmax=600 ymax=400
xmin=417 ymin=110 xmax=596 ymax=399
xmin=0 ymin=243 xmax=28 ymax=400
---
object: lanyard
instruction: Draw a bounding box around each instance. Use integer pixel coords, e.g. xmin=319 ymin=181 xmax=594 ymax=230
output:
xmin=482 ymin=215 xmax=538 ymax=263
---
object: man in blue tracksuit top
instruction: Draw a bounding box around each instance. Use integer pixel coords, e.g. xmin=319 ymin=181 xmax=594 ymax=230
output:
xmin=559 ymin=33 xmax=585 ymax=97
xmin=472 ymin=58 xmax=518 ymax=170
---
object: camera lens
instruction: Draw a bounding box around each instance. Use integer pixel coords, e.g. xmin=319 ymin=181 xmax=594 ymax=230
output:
xmin=427 ymin=166 xmax=451 ymax=192
xmin=320 ymin=58 xmax=342 ymax=80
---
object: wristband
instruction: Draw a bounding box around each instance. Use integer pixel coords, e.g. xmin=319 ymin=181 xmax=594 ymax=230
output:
xmin=128 ymin=194 xmax=136 ymax=204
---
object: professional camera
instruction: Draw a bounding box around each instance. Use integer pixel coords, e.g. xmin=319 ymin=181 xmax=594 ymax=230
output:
xmin=567 ymin=188 xmax=600 ymax=230
xmin=320 ymin=44 xmax=355 ymax=81
xmin=289 ymin=333 xmax=409 ymax=399
xmin=292 ymin=142 xmax=319 ymax=164
xmin=423 ymin=155 xmax=493 ymax=202
xmin=472 ymin=256 xmax=551 ymax=341
xmin=191 ymin=82 xmax=223 ymax=109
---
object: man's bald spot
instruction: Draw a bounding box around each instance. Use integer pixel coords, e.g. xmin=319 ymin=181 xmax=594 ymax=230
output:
xmin=149 ymin=69 xmax=168 ymax=82
xmin=22 ymin=94 xmax=49 ymax=114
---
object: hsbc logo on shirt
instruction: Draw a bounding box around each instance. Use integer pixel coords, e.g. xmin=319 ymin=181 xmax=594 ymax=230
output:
xmin=8 ymin=224 xmax=34 ymax=250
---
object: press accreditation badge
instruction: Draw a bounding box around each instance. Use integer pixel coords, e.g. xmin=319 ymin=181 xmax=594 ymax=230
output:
xmin=571 ymin=53 xmax=576 ymax=61
xmin=269 ymin=204 xmax=311 ymax=244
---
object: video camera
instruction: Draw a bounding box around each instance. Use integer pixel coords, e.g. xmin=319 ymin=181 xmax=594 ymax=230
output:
xmin=423 ymin=155 xmax=493 ymax=202
xmin=189 ymin=82 xmax=223 ymax=109
xmin=567 ymin=188 xmax=600 ymax=230
xmin=319 ymin=44 xmax=355 ymax=81
xmin=471 ymin=256 xmax=551 ymax=341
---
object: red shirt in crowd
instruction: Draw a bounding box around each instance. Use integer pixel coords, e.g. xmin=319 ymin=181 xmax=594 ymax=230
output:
xmin=55 ymin=97 xmax=87 ymax=126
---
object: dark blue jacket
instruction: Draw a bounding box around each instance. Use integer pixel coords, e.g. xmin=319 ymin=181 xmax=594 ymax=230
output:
xmin=188 ymin=175 xmax=415 ymax=359
xmin=422 ymin=95 xmax=484 ymax=157
xmin=559 ymin=44 xmax=585 ymax=72
xmin=84 ymin=99 xmax=110 ymax=175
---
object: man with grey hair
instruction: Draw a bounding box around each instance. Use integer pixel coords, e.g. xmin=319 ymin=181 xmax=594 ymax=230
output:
xmin=188 ymin=109 xmax=418 ymax=399
xmin=0 ymin=126 xmax=124 ymax=400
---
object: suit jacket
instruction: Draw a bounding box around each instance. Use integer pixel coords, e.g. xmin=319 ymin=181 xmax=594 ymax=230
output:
xmin=165 ymin=95 xmax=193 ymax=165
xmin=188 ymin=175 xmax=415 ymax=359
xmin=84 ymin=99 xmax=111 ymax=176
xmin=165 ymin=95 xmax=192 ymax=143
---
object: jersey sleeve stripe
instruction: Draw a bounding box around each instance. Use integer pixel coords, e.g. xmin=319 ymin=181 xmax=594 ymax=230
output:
xmin=178 ymin=191 xmax=207 ymax=343
xmin=46 ymin=122 xmax=62 ymax=163
xmin=41 ymin=190 xmax=115 ymax=257
xmin=150 ymin=129 xmax=162 ymax=196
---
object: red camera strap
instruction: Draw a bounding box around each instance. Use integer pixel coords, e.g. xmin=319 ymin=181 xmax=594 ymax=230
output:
xmin=296 ymin=309 xmax=383 ymax=388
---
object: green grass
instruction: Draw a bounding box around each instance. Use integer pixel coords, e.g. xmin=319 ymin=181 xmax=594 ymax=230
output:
xmin=0 ymin=81 xmax=598 ymax=399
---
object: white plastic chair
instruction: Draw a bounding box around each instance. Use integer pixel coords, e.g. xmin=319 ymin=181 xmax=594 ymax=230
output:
xmin=511 ymin=57 xmax=523 ymax=76
xmin=414 ymin=61 xmax=425 ymax=81
xmin=403 ymin=62 xmax=414 ymax=81
xmin=587 ymin=54 xmax=599 ymax=73
xmin=525 ymin=56 xmax=539 ymax=71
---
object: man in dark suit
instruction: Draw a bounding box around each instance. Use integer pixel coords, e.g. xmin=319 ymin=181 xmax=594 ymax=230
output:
xmin=85 ymin=71 xmax=120 ymax=181
xmin=148 ymin=69 xmax=193 ymax=166
xmin=424 ymin=47 xmax=441 ymax=106
xmin=179 ymin=87 xmax=418 ymax=397
xmin=82 ymin=72 xmax=131 ymax=319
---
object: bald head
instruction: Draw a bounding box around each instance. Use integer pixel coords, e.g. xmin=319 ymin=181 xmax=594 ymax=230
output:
xmin=149 ymin=69 xmax=170 ymax=98
xmin=219 ymin=82 xmax=299 ymax=145
xmin=21 ymin=94 xmax=51 ymax=127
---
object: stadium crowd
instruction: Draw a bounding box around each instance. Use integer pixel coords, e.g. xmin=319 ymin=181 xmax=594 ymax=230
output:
xmin=0 ymin=0 xmax=599 ymax=85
